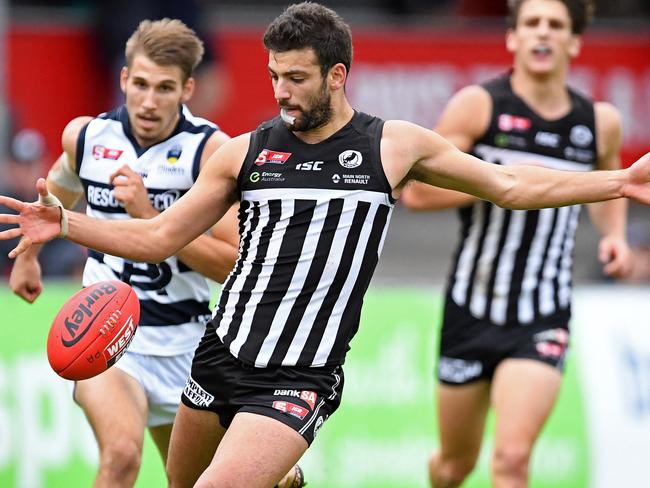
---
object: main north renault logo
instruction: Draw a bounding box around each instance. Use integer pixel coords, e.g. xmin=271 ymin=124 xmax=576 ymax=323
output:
xmin=338 ymin=150 xmax=362 ymax=169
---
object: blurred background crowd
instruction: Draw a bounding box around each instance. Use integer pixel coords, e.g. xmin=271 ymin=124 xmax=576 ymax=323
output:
xmin=1 ymin=0 xmax=649 ymax=283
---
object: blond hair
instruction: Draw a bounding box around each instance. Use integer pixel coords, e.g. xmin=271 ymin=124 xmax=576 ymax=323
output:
xmin=125 ymin=18 xmax=204 ymax=81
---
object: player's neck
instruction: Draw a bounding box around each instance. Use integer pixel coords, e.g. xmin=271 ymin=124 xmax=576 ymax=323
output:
xmin=511 ymin=68 xmax=572 ymax=120
xmin=291 ymin=99 xmax=355 ymax=145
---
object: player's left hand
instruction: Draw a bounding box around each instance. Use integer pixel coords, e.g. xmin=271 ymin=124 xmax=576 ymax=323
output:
xmin=110 ymin=165 xmax=158 ymax=219
xmin=599 ymin=234 xmax=632 ymax=279
xmin=624 ymin=152 xmax=650 ymax=204
xmin=0 ymin=178 xmax=64 ymax=258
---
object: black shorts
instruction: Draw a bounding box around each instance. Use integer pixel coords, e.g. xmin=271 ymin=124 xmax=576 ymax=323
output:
xmin=438 ymin=300 xmax=569 ymax=385
xmin=181 ymin=325 xmax=344 ymax=445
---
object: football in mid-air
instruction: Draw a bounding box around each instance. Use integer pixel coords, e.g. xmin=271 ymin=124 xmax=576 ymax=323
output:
xmin=47 ymin=280 xmax=139 ymax=380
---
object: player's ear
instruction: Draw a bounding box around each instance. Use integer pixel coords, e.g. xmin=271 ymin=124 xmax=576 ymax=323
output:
xmin=119 ymin=67 xmax=129 ymax=93
xmin=505 ymin=28 xmax=517 ymax=54
xmin=568 ymin=34 xmax=582 ymax=59
xmin=328 ymin=63 xmax=347 ymax=91
xmin=181 ymin=77 xmax=195 ymax=103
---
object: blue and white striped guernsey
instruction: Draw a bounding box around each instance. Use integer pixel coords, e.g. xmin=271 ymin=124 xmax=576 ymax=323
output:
xmin=76 ymin=105 xmax=218 ymax=355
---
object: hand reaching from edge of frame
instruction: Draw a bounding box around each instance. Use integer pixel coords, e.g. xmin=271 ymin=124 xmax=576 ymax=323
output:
xmin=0 ymin=178 xmax=65 ymax=258
xmin=624 ymin=152 xmax=650 ymax=205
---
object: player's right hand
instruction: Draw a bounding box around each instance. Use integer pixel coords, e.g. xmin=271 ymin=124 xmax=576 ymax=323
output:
xmin=0 ymin=178 xmax=63 ymax=258
xmin=110 ymin=165 xmax=159 ymax=219
xmin=10 ymin=253 xmax=43 ymax=303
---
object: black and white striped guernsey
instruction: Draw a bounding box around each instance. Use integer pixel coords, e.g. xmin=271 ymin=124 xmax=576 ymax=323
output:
xmin=446 ymin=74 xmax=598 ymax=327
xmin=211 ymin=111 xmax=394 ymax=368
xmin=77 ymin=105 xmax=218 ymax=356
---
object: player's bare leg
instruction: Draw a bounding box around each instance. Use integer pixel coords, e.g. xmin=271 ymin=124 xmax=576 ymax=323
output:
xmin=194 ymin=411 xmax=308 ymax=488
xmin=75 ymin=367 xmax=148 ymax=488
xmin=490 ymin=359 xmax=562 ymax=488
xmin=149 ymin=423 xmax=173 ymax=467
xmin=166 ymin=404 xmax=228 ymax=487
xmin=429 ymin=381 xmax=490 ymax=488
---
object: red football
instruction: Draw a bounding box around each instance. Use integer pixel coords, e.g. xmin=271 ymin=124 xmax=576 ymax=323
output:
xmin=47 ymin=280 xmax=140 ymax=380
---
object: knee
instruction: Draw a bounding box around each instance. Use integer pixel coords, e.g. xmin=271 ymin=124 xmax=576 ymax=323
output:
xmin=492 ymin=443 xmax=531 ymax=478
xmin=429 ymin=451 xmax=477 ymax=487
xmin=99 ymin=437 xmax=142 ymax=480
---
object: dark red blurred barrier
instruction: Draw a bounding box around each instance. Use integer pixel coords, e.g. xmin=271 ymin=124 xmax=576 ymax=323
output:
xmin=8 ymin=25 xmax=649 ymax=169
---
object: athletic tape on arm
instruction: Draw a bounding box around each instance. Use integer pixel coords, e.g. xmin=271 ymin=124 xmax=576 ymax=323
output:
xmin=38 ymin=192 xmax=68 ymax=238
xmin=48 ymin=153 xmax=84 ymax=193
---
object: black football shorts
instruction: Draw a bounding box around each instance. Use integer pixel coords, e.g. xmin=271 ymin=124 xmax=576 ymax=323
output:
xmin=181 ymin=325 xmax=344 ymax=445
xmin=438 ymin=300 xmax=570 ymax=385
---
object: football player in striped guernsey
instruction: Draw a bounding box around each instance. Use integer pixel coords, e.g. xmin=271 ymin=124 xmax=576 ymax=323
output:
xmin=1 ymin=2 xmax=649 ymax=487
xmin=401 ymin=1 xmax=631 ymax=487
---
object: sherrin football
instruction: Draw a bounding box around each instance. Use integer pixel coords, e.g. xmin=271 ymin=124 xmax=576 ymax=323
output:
xmin=47 ymin=280 xmax=140 ymax=380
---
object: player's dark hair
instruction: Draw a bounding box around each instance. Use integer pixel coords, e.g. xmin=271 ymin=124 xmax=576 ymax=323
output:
xmin=507 ymin=0 xmax=595 ymax=34
xmin=125 ymin=18 xmax=204 ymax=82
xmin=263 ymin=2 xmax=353 ymax=77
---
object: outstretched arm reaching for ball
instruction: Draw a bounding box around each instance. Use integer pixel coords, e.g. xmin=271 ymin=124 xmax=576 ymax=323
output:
xmin=0 ymin=133 xmax=250 ymax=262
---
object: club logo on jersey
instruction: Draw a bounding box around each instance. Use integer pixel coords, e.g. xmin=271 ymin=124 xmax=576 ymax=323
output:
xmin=339 ymin=150 xmax=363 ymax=169
xmin=92 ymin=145 xmax=124 ymax=161
xmin=166 ymin=144 xmax=183 ymax=164
xmin=255 ymin=149 xmax=292 ymax=165
xmin=498 ymin=114 xmax=531 ymax=132
xmin=570 ymin=125 xmax=593 ymax=147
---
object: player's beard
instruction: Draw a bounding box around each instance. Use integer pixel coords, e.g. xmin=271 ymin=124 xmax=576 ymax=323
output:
xmin=281 ymin=82 xmax=332 ymax=132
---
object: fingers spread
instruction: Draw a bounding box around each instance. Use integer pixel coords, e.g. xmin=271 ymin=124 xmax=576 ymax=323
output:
xmin=0 ymin=196 xmax=25 ymax=213
xmin=9 ymin=236 xmax=33 ymax=259
xmin=0 ymin=214 xmax=20 ymax=225
xmin=0 ymin=227 xmax=22 ymax=240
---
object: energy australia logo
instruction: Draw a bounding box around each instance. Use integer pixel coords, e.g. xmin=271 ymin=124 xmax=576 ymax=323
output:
xmin=338 ymin=150 xmax=362 ymax=169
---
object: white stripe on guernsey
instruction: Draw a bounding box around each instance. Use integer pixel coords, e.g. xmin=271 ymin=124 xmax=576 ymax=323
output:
xmin=230 ymin=200 xmax=294 ymax=356
xmin=490 ymin=210 xmax=527 ymax=325
xmin=376 ymin=206 xmax=394 ymax=257
xmin=451 ymin=203 xmax=485 ymax=306
xmin=474 ymin=144 xmax=593 ymax=172
xmin=242 ymin=188 xmax=392 ymax=206
xmin=254 ymin=201 xmax=329 ymax=367
xmin=517 ymin=208 xmax=555 ymax=324
xmin=282 ymin=199 xmax=358 ymax=366
xmin=469 ymin=206 xmax=506 ymax=318
xmin=212 ymin=204 xmax=256 ymax=320
xmin=539 ymin=206 xmax=571 ymax=316
xmin=313 ymin=204 xmax=380 ymax=366
xmin=216 ymin=203 xmax=268 ymax=341
xmin=558 ymin=206 xmax=581 ymax=308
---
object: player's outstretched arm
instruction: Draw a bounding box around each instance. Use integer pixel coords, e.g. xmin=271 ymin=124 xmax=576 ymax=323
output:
xmin=0 ymin=135 xmax=245 ymax=262
xmin=385 ymin=120 xmax=650 ymax=209
xmin=9 ymin=117 xmax=89 ymax=302
xmin=400 ymin=85 xmax=488 ymax=211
